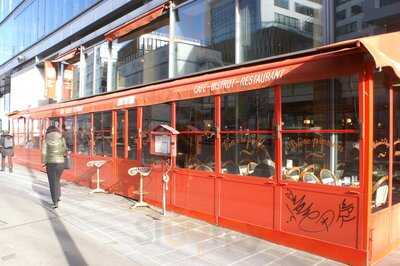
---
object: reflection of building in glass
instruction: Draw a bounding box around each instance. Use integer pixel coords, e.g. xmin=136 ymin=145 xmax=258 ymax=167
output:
xmin=335 ymin=0 xmax=400 ymax=41
xmin=239 ymin=0 xmax=323 ymax=61
xmin=115 ymin=32 xmax=170 ymax=89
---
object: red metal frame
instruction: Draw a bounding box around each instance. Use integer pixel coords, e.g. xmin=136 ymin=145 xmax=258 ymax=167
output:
xmin=10 ymin=48 xmax=400 ymax=266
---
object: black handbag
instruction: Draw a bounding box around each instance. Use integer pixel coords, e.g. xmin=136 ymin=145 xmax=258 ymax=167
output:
xmin=64 ymin=153 xmax=72 ymax=169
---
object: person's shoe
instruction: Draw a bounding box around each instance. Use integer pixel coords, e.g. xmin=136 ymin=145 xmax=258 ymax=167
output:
xmin=52 ymin=203 xmax=58 ymax=209
xmin=0 ymin=169 xmax=4 ymax=172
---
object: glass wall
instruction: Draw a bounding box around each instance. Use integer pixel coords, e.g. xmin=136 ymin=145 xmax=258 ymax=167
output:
xmin=394 ymin=86 xmax=400 ymax=205
xmin=116 ymin=110 xmax=125 ymax=158
xmin=93 ymin=111 xmax=112 ymax=156
xmin=0 ymin=0 xmax=23 ymax=22
xmin=0 ymin=0 xmax=100 ymax=64
xmin=142 ymin=103 xmax=171 ymax=164
xmin=372 ymin=72 xmax=390 ymax=212
xmin=76 ymin=114 xmax=91 ymax=155
xmin=94 ymin=42 xmax=109 ymax=94
xmin=334 ymin=0 xmax=400 ymax=41
xmin=128 ymin=109 xmax=137 ymax=160
xmin=113 ymin=15 xmax=169 ymax=90
xmin=221 ymin=89 xmax=275 ymax=177
xmin=176 ymin=97 xmax=215 ymax=171
xmin=282 ymin=76 xmax=360 ymax=186
xmin=63 ymin=116 xmax=75 ymax=152
xmin=174 ymin=0 xmax=235 ymax=76
xmin=238 ymin=0 xmax=324 ymax=62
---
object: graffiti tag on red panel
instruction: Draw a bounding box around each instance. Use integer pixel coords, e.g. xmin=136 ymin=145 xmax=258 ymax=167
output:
xmin=284 ymin=188 xmax=355 ymax=233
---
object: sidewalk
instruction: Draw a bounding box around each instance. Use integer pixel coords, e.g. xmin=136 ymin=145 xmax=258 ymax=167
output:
xmin=1 ymin=165 xmax=352 ymax=265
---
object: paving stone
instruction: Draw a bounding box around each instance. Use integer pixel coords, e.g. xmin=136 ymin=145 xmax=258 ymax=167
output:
xmin=228 ymin=237 xmax=275 ymax=254
xmin=230 ymin=251 xmax=279 ymax=266
xmin=200 ymin=245 xmax=249 ymax=265
xmin=1 ymin=165 xmax=361 ymax=266
xmin=271 ymin=254 xmax=320 ymax=266
xmin=172 ymin=255 xmax=216 ymax=266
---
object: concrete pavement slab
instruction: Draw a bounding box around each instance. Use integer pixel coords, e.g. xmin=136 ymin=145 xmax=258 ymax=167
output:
xmin=0 ymin=165 xmax=363 ymax=265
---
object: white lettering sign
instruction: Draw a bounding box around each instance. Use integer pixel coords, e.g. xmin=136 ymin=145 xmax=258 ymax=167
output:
xmin=193 ymin=69 xmax=285 ymax=95
xmin=117 ymin=96 xmax=136 ymax=106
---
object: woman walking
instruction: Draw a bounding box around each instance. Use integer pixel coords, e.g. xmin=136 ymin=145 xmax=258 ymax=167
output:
xmin=42 ymin=126 xmax=66 ymax=208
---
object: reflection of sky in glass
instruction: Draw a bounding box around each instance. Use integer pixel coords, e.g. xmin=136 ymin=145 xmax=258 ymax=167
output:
xmin=175 ymin=0 xmax=209 ymax=44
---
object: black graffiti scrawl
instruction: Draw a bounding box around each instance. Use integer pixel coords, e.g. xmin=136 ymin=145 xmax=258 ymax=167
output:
xmin=285 ymin=189 xmax=356 ymax=233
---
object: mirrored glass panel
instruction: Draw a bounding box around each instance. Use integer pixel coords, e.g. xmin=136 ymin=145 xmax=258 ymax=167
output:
xmin=128 ymin=109 xmax=137 ymax=160
xmin=177 ymin=134 xmax=215 ymax=171
xmin=76 ymin=114 xmax=91 ymax=155
xmin=334 ymin=0 xmax=400 ymax=41
xmin=372 ymin=72 xmax=389 ymax=212
xmin=393 ymin=85 xmax=400 ymax=205
xmin=63 ymin=116 xmax=75 ymax=152
xmin=221 ymin=134 xmax=274 ymax=177
xmin=283 ymin=133 xmax=359 ymax=186
xmin=113 ymin=15 xmax=169 ymax=90
xmin=282 ymin=76 xmax=359 ymax=130
xmin=176 ymin=97 xmax=214 ymax=131
xmin=93 ymin=111 xmax=112 ymax=156
xmin=221 ymin=88 xmax=274 ymax=131
xmin=174 ymin=0 xmax=235 ymax=76
xmin=117 ymin=110 xmax=125 ymax=158
xmin=239 ymin=0 xmax=325 ymax=62
xmin=142 ymin=104 xmax=171 ymax=164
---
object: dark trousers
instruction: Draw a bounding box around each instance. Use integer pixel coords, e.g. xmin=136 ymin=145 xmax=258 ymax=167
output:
xmin=46 ymin=163 xmax=64 ymax=205
xmin=1 ymin=153 xmax=13 ymax=172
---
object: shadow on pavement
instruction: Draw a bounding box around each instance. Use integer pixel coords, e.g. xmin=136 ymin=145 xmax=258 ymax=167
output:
xmin=26 ymin=166 xmax=88 ymax=266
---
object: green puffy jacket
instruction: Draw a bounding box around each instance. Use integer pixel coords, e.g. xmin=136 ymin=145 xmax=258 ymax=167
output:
xmin=42 ymin=132 xmax=66 ymax=164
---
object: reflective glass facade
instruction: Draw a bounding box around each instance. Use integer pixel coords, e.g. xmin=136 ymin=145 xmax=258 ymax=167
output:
xmin=0 ymin=0 xmax=100 ymax=64
xmin=1 ymin=0 xmax=400 ymax=104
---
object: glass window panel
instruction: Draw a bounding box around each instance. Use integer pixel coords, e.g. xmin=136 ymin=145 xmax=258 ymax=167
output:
xmin=76 ymin=114 xmax=91 ymax=155
xmin=372 ymin=72 xmax=389 ymax=212
xmin=282 ymin=76 xmax=359 ymax=130
xmin=94 ymin=111 xmax=112 ymax=156
xmin=85 ymin=50 xmax=94 ymax=96
xmin=31 ymin=119 xmax=41 ymax=149
xmin=283 ymin=133 xmax=359 ymax=186
xmin=142 ymin=104 xmax=171 ymax=164
xmin=176 ymin=97 xmax=214 ymax=131
xmin=94 ymin=42 xmax=109 ymax=94
xmin=393 ymin=86 xmax=400 ymax=205
xmin=117 ymin=110 xmax=125 ymax=158
xmin=177 ymin=134 xmax=215 ymax=171
xmin=221 ymin=88 xmax=274 ymax=131
xmin=239 ymin=0 xmax=325 ymax=62
xmin=334 ymin=0 xmax=400 ymax=41
xmin=128 ymin=109 xmax=137 ymax=160
xmin=63 ymin=116 xmax=75 ymax=152
xmin=174 ymin=0 xmax=235 ymax=76
xmin=221 ymin=134 xmax=274 ymax=177
xmin=113 ymin=15 xmax=169 ymax=90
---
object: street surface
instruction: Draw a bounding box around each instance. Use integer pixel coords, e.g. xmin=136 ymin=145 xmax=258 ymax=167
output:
xmin=0 ymin=165 xmax=395 ymax=265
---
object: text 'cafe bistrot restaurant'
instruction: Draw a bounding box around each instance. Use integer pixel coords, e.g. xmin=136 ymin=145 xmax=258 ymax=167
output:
xmin=10 ymin=32 xmax=400 ymax=265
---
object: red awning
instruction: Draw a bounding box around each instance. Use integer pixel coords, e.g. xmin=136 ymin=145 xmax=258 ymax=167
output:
xmin=105 ymin=3 xmax=169 ymax=41
xmin=52 ymin=48 xmax=80 ymax=63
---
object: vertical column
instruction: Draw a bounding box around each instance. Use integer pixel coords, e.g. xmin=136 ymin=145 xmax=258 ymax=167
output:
xmin=92 ymin=46 xmax=98 ymax=95
xmin=107 ymin=41 xmax=113 ymax=92
xmin=234 ymin=0 xmax=242 ymax=64
xmin=55 ymin=63 xmax=64 ymax=102
xmin=79 ymin=46 xmax=86 ymax=98
xmin=323 ymin=0 xmax=335 ymax=45
xmin=168 ymin=2 xmax=176 ymax=79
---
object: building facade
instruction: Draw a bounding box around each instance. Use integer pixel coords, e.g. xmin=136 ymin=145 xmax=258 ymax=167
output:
xmin=0 ymin=0 xmax=399 ymax=130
